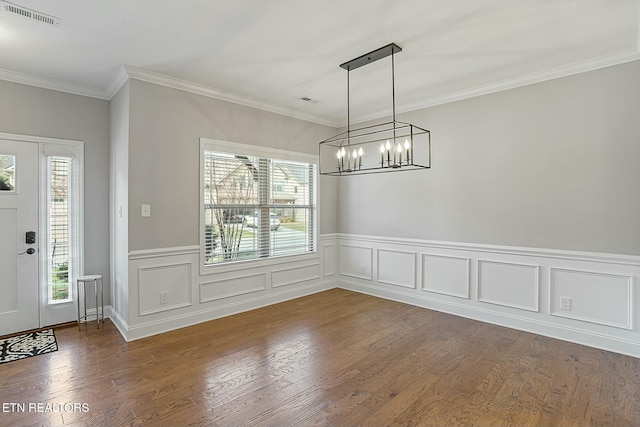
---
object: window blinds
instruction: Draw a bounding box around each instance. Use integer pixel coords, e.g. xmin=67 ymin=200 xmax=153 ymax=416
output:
xmin=203 ymin=150 xmax=316 ymax=265
xmin=48 ymin=156 xmax=71 ymax=301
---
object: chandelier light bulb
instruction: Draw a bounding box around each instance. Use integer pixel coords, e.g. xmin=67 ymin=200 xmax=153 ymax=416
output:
xmin=385 ymin=140 xmax=391 ymax=150
xmin=404 ymin=138 xmax=410 ymax=164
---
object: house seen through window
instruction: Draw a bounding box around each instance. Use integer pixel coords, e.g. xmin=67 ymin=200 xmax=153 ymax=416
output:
xmin=202 ymin=146 xmax=316 ymax=265
xmin=0 ymin=154 xmax=15 ymax=191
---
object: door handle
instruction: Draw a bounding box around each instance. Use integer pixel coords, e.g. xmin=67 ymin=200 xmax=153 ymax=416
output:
xmin=17 ymin=248 xmax=36 ymax=255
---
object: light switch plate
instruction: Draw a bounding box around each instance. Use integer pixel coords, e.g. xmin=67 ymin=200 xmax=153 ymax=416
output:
xmin=141 ymin=204 xmax=151 ymax=217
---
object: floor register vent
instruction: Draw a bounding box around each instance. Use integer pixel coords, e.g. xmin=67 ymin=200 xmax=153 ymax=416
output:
xmin=1 ymin=1 xmax=60 ymax=26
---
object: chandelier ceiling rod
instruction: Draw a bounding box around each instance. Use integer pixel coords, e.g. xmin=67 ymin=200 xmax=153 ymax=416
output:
xmin=340 ymin=43 xmax=403 ymax=138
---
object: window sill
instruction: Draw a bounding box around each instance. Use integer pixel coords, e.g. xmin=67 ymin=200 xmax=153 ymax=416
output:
xmin=200 ymin=251 xmax=319 ymax=276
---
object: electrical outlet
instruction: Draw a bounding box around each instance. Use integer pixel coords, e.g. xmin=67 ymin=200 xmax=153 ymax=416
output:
xmin=360 ymin=264 xmax=366 ymax=274
xmin=160 ymin=291 xmax=168 ymax=304
xmin=560 ymin=296 xmax=571 ymax=311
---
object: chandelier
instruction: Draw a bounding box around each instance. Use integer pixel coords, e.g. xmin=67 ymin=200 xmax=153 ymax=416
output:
xmin=319 ymin=43 xmax=431 ymax=176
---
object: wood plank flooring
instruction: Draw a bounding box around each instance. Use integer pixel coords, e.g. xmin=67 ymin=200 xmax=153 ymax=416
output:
xmin=1 ymin=288 xmax=640 ymax=426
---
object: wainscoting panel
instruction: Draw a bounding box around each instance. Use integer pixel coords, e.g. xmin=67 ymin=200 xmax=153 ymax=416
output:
xmin=340 ymin=245 xmax=373 ymax=280
xmin=377 ymin=249 xmax=416 ymax=289
xmin=336 ymin=234 xmax=640 ymax=357
xmin=422 ymin=254 xmax=470 ymax=298
xmin=478 ymin=260 xmax=540 ymax=312
xmin=550 ymin=268 xmax=633 ymax=329
xmin=323 ymin=243 xmax=336 ymax=277
xmin=121 ymin=238 xmax=336 ymax=341
xmin=272 ymin=263 xmax=321 ymax=288
xmin=138 ymin=262 xmax=192 ymax=316
xmin=200 ymin=272 xmax=267 ymax=303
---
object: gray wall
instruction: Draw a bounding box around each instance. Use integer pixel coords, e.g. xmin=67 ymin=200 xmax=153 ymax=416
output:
xmin=0 ymin=80 xmax=112 ymax=301
xmin=127 ymin=79 xmax=337 ymax=251
xmin=338 ymin=60 xmax=640 ymax=255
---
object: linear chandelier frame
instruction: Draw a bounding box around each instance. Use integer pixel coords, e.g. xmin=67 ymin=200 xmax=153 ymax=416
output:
xmin=319 ymin=43 xmax=431 ymax=176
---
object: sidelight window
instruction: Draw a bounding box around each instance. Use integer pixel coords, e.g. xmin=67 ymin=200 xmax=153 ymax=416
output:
xmin=45 ymin=155 xmax=78 ymax=303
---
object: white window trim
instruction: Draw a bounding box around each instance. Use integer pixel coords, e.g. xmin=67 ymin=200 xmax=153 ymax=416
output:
xmin=199 ymin=137 xmax=319 ymax=275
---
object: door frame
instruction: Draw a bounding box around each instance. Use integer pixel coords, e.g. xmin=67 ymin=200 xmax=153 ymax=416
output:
xmin=0 ymin=132 xmax=84 ymax=329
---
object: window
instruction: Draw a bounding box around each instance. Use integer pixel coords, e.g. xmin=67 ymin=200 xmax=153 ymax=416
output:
xmin=47 ymin=156 xmax=74 ymax=303
xmin=41 ymin=142 xmax=82 ymax=309
xmin=201 ymin=139 xmax=316 ymax=265
xmin=0 ymin=154 xmax=15 ymax=191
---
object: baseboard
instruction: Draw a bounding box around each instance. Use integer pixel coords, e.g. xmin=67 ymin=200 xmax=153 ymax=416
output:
xmin=121 ymin=280 xmax=335 ymax=341
xmin=75 ymin=305 xmax=131 ymax=341
xmin=81 ymin=304 xmax=113 ymax=320
xmin=339 ymin=277 xmax=640 ymax=358
xmin=336 ymin=233 xmax=640 ymax=358
xmin=108 ymin=306 xmax=130 ymax=341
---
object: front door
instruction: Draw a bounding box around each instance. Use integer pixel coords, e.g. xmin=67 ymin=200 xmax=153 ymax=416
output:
xmin=0 ymin=139 xmax=39 ymax=335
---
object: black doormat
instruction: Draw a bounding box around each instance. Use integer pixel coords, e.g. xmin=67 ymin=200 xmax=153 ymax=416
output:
xmin=0 ymin=329 xmax=58 ymax=365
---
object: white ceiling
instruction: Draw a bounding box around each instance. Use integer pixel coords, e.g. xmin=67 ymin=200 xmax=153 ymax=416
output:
xmin=0 ymin=0 xmax=639 ymax=127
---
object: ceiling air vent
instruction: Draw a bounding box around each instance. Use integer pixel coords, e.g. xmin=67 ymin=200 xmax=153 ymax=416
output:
xmin=1 ymin=1 xmax=60 ymax=27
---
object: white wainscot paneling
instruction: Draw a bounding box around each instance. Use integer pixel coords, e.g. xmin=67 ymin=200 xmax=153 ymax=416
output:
xmin=272 ymin=263 xmax=321 ymax=288
xmin=422 ymin=254 xmax=470 ymax=298
xmin=138 ymin=262 xmax=192 ymax=316
xmin=550 ymin=268 xmax=633 ymax=330
xmin=478 ymin=260 xmax=540 ymax=312
xmin=377 ymin=249 xmax=416 ymax=289
xmin=200 ymin=272 xmax=267 ymax=303
xmin=323 ymin=244 xmax=336 ymax=277
xmin=340 ymin=245 xmax=373 ymax=280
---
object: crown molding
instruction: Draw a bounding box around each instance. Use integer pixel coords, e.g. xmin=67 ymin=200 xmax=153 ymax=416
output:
xmin=2 ymin=46 xmax=639 ymax=127
xmin=344 ymin=49 xmax=640 ymax=127
xmin=121 ymin=65 xmax=338 ymax=128
xmin=105 ymin=66 xmax=129 ymax=99
xmin=0 ymin=67 xmax=109 ymax=99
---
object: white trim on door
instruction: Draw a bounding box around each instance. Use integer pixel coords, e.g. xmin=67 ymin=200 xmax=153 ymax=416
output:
xmin=0 ymin=132 xmax=84 ymax=331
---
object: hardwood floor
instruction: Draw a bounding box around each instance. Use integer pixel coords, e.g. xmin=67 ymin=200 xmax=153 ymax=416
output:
xmin=1 ymin=288 xmax=639 ymax=426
